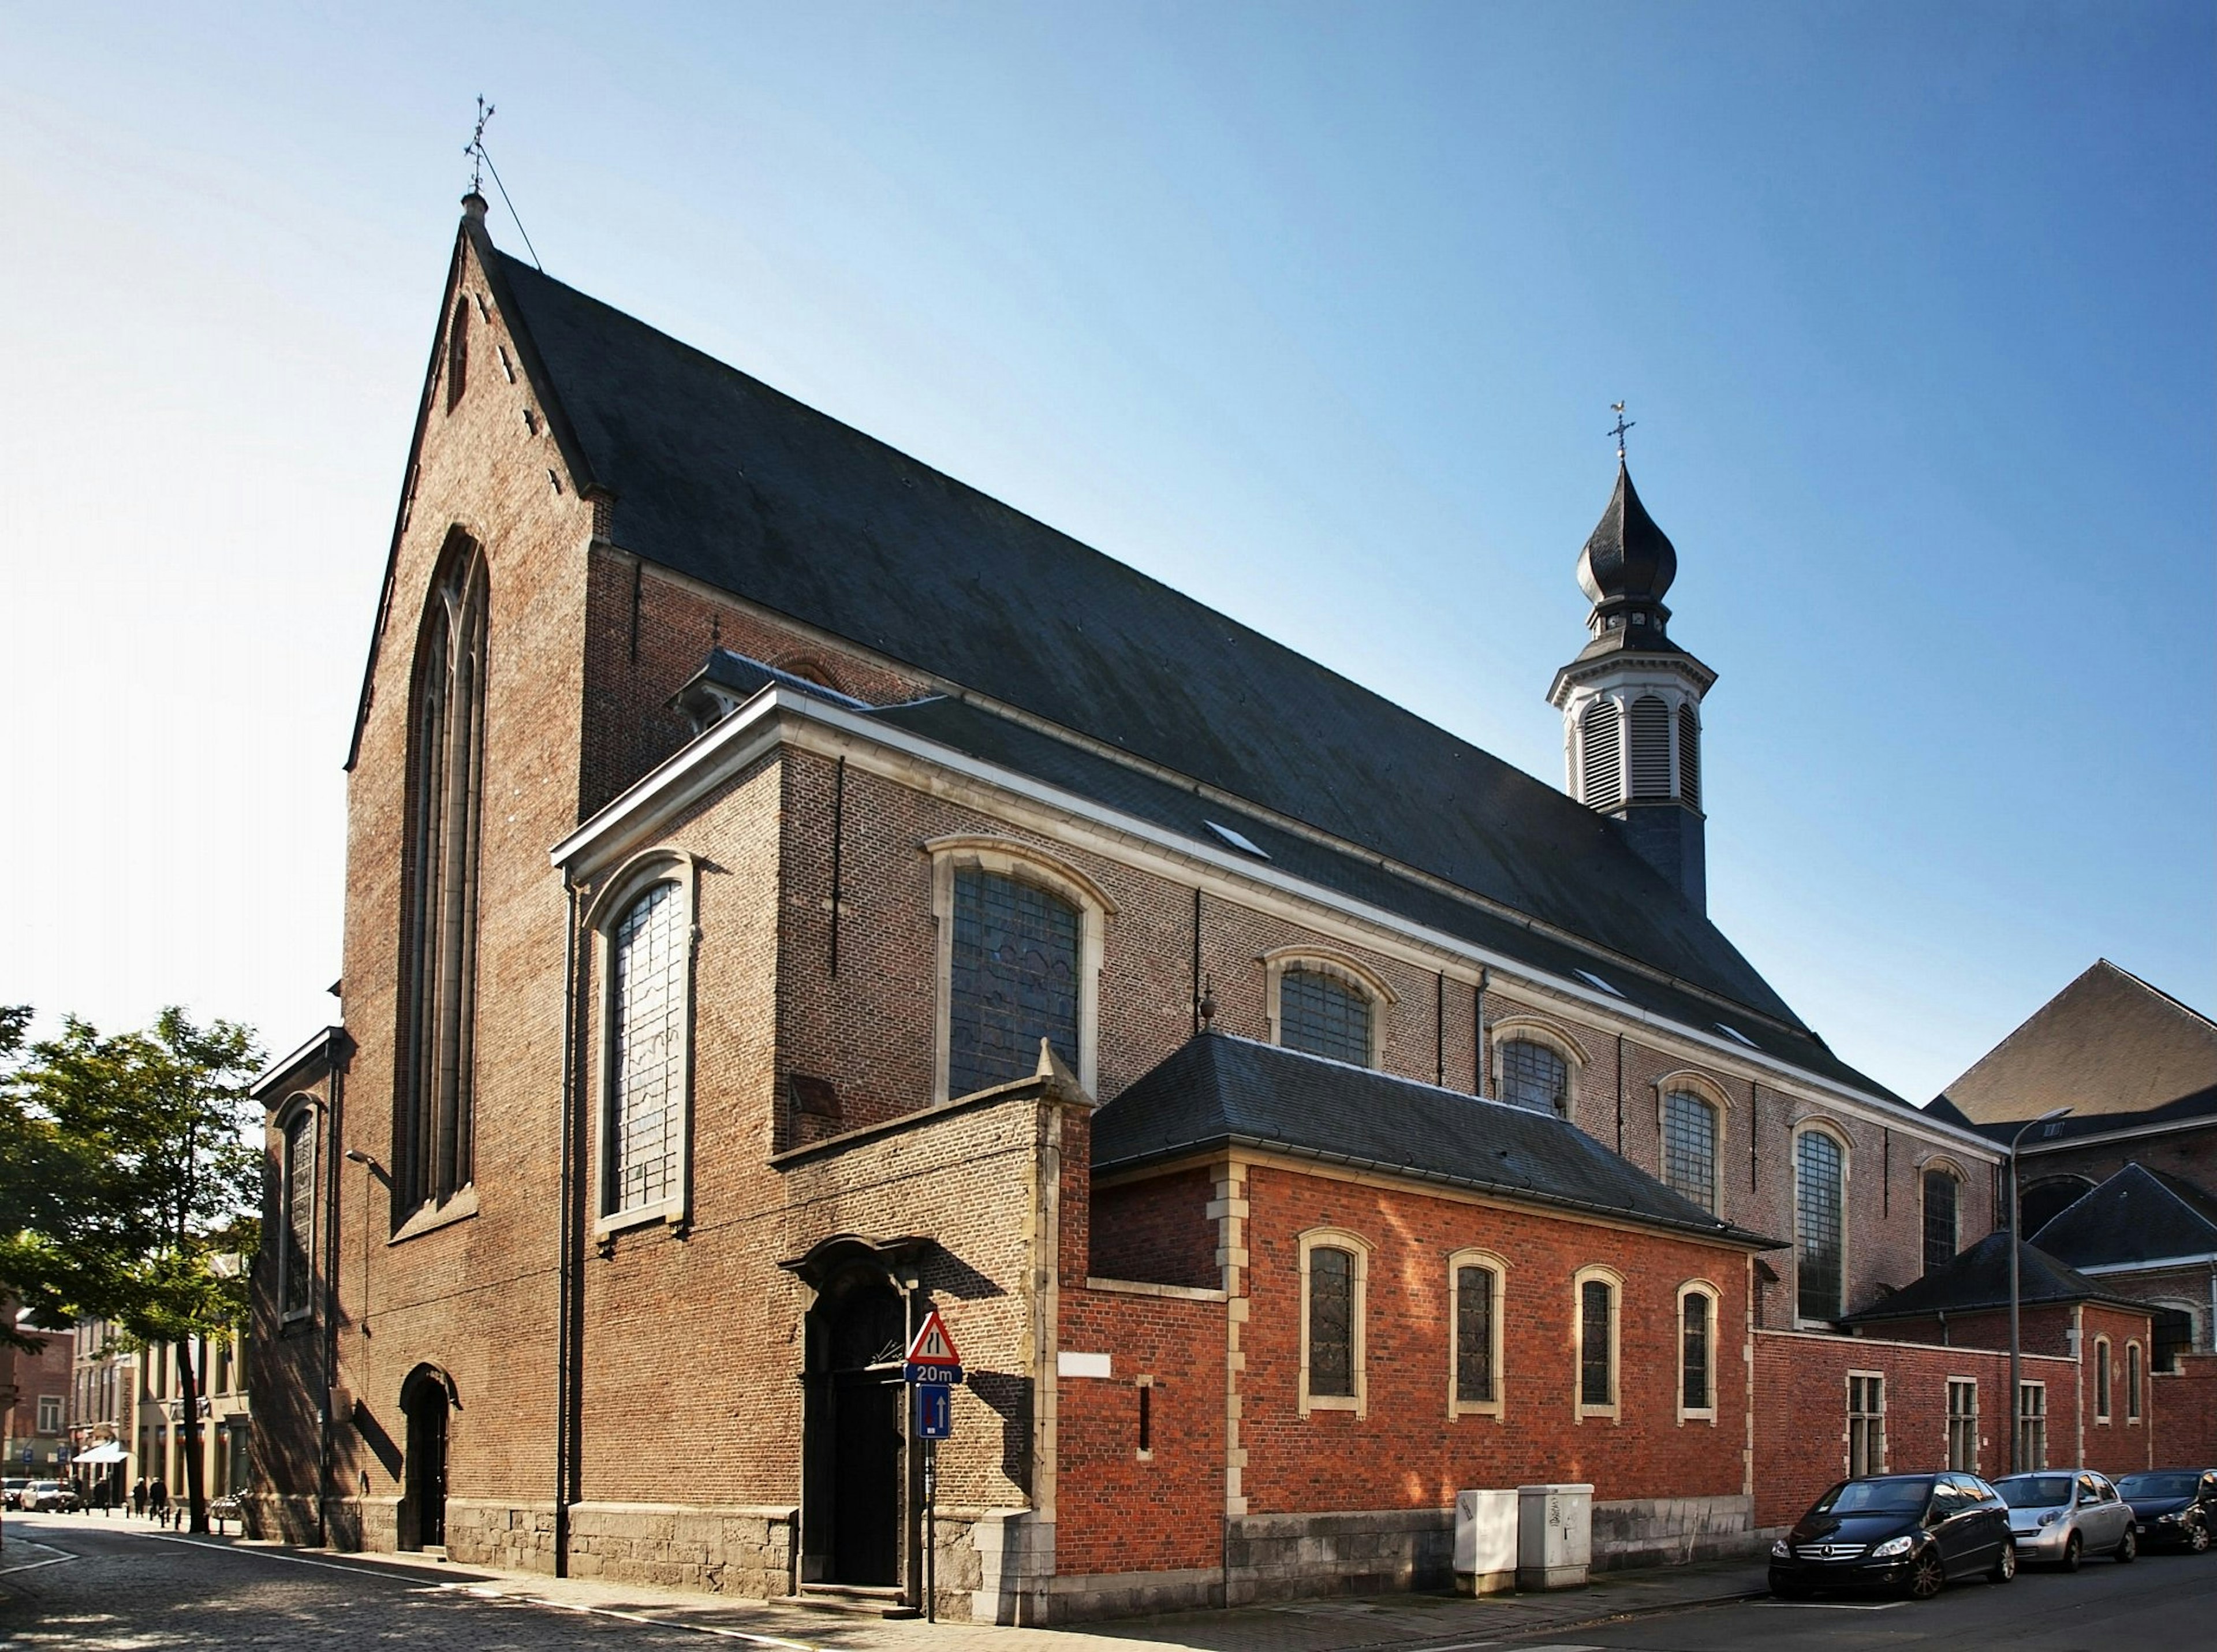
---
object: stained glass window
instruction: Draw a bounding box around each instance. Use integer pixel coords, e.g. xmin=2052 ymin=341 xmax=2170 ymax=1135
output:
xmin=1681 ymin=1291 xmax=1711 ymax=1411
xmin=1308 ymin=1247 xmax=1355 ymax=1398
xmin=1580 ymin=1278 xmax=1614 ymax=1407
xmin=1796 ymin=1132 xmax=1845 ymax=1321
xmin=281 ymin=1112 xmax=315 ymax=1318
xmin=1279 ymin=968 xmax=1372 ymax=1066
xmin=609 ymin=882 xmax=688 ymax=1213
xmin=1455 ymin=1265 xmax=1496 ymax=1404
xmin=1662 ymin=1091 xmax=1716 ymax=1211
xmin=1921 ymin=1169 xmax=1958 ymax=1275
xmin=1500 ymin=1039 xmax=1568 ymax=1117
xmin=948 ymin=868 xmax=1080 ymax=1098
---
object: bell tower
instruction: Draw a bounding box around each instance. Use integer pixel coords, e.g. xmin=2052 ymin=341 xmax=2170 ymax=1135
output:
xmin=1547 ymin=450 xmax=1716 ymax=911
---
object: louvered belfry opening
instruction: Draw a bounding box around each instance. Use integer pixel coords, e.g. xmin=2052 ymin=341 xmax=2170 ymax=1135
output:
xmin=1677 ymin=703 xmax=1701 ymax=811
xmin=1629 ymin=694 xmax=1671 ymax=799
xmin=1579 ymin=697 xmax=1622 ymax=810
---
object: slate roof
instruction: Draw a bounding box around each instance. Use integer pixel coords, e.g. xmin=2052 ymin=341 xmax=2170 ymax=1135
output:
xmin=1844 ymin=1229 xmax=2149 ymax=1322
xmin=1089 ymin=1031 xmax=1782 ymax=1247
xmin=1932 ymin=960 xmax=2217 ymax=1133
xmin=479 ymin=240 xmax=1811 ymax=1031
xmin=2031 ymin=1164 xmax=2217 ymax=1269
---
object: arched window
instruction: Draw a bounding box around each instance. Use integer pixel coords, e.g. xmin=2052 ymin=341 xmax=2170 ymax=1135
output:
xmin=1661 ymin=1090 xmax=1718 ymax=1211
xmin=948 ymin=867 xmax=1081 ymax=1098
xmin=1794 ymin=1128 xmax=1846 ymax=1322
xmin=279 ymin=1105 xmax=316 ymax=1321
xmin=606 ymin=882 xmax=690 ymax=1219
xmin=2020 ymin=1175 xmax=2094 ymax=1236
xmin=1448 ymin=1249 xmax=1507 ymax=1417
xmin=1574 ymin=1266 xmax=1621 ymax=1418
xmin=1298 ymin=1229 xmax=1368 ymax=1414
xmin=2094 ymin=1337 xmax=2112 ymax=1419
xmin=1678 ymin=1282 xmax=1718 ymax=1419
xmin=2126 ymin=1343 xmax=2143 ymax=1422
xmin=1278 ymin=967 xmax=1373 ymax=1066
xmin=445 ymin=298 xmax=469 ymax=412
xmin=399 ymin=539 xmax=488 ymax=1215
xmin=1580 ymin=698 xmax=1622 ymax=810
xmin=1921 ymin=1168 xmax=1960 ymax=1274
xmin=1629 ymin=695 xmax=1671 ymax=799
xmin=1677 ymin=703 xmax=1701 ymax=810
xmin=1500 ymin=1038 xmax=1569 ymax=1118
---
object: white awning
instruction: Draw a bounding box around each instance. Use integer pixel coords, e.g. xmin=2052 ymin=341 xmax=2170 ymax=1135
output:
xmin=74 ymin=1441 xmax=127 ymax=1464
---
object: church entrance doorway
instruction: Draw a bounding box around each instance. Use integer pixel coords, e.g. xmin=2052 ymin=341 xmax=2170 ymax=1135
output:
xmin=803 ymin=1272 xmax=907 ymax=1587
xmin=400 ymin=1367 xmax=451 ymax=1551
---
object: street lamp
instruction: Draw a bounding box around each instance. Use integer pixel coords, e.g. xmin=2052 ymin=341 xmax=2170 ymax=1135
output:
xmin=2007 ymin=1106 xmax=2072 ymax=1475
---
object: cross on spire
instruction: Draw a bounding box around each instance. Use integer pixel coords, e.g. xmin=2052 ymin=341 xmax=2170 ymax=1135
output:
xmin=466 ymin=96 xmax=495 ymax=196
xmin=1609 ymin=401 xmax=1635 ymax=461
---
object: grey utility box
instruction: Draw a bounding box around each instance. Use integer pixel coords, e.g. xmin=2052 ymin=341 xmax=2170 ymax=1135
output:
xmin=1452 ymin=1489 xmax=1519 ymax=1595
xmin=1516 ymin=1482 xmax=1593 ymax=1590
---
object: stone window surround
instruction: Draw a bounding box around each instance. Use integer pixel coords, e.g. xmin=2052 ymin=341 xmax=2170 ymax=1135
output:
xmin=1791 ymin=1117 xmax=1853 ymax=1329
xmin=1675 ymin=1277 xmax=1720 ymax=1423
xmin=1572 ymin=1263 xmax=1623 ymax=1422
xmin=1297 ymin=1226 xmax=1371 ymax=1418
xmin=1446 ymin=1246 xmax=1509 ymax=1420
xmin=1487 ymin=1013 xmax=1589 ymax=1122
xmin=927 ymin=835 xmax=1113 ymax=1105
xmin=1261 ymin=946 xmax=1397 ymax=1069
xmin=1655 ymin=1069 xmax=1730 ymax=1214
xmin=273 ymin=1094 xmax=319 ymax=1325
xmin=585 ymin=846 xmax=700 ymax=1239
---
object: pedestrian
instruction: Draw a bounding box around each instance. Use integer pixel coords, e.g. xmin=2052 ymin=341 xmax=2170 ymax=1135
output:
xmin=148 ymin=1475 xmax=169 ymax=1527
xmin=132 ymin=1477 xmax=147 ymax=1517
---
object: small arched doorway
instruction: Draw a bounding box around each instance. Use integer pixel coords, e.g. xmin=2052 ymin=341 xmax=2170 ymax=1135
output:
xmin=400 ymin=1366 xmax=454 ymax=1551
xmin=798 ymin=1260 xmax=912 ymax=1587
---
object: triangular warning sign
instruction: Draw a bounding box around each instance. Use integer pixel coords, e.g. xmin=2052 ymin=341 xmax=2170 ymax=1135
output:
xmin=905 ymin=1308 xmax=961 ymax=1368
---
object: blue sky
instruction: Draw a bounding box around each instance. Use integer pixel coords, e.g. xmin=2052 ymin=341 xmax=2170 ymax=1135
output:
xmin=2 ymin=1 xmax=2209 ymax=1102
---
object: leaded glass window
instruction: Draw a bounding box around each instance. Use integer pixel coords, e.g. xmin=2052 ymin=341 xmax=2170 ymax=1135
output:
xmin=948 ymin=868 xmax=1080 ymax=1098
xmin=1308 ymin=1247 xmax=1355 ymax=1399
xmin=2095 ymin=1340 xmax=2111 ymax=1417
xmin=281 ymin=1112 xmax=315 ymax=1318
xmin=1500 ymin=1039 xmax=1568 ymax=1117
xmin=609 ymin=882 xmax=688 ymax=1214
xmin=1279 ymin=968 xmax=1372 ymax=1066
xmin=1455 ymin=1265 xmax=1496 ymax=1404
xmin=1580 ymin=1278 xmax=1614 ymax=1407
xmin=1681 ymin=1291 xmax=1711 ymax=1411
xmin=1848 ymin=1373 xmax=1885 ymax=1476
xmin=1921 ymin=1169 xmax=1958 ymax=1275
xmin=1662 ymin=1091 xmax=1716 ymax=1211
xmin=2127 ymin=1344 xmax=2142 ymax=1420
xmin=1796 ymin=1131 xmax=1845 ymax=1321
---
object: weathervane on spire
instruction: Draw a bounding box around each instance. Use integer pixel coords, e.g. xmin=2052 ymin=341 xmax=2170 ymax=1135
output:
xmin=1609 ymin=401 xmax=1635 ymax=461
xmin=466 ymin=96 xmax=495 ymax=196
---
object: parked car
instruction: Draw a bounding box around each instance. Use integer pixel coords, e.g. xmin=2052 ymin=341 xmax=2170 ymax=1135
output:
xmin=1994 ymin=1468 xmax=2137 ymax=1568
xmin=2118 ymin=1468 xmax=2217 ymax=1553
xmin=1770 ymin=1472 xmax=2016 ymax=1600
xmin=23 ymin=1480 xmax=81 ymax=1513
xmin=2 ymin=1476 xmax=31 ymax=1509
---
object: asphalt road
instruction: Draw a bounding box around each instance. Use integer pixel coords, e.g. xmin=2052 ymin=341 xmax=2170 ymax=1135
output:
xmin=1485 ymin=1544 xmax=2217 ymax=1650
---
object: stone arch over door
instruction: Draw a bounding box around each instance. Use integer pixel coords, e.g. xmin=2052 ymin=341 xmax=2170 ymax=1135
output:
xmin=398 ymin=1364 xmax=457 ymax=1552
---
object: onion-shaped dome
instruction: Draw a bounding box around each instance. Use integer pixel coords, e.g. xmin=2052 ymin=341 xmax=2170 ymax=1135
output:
xmin=1576 ymin=461 xmax=1678 ymax=606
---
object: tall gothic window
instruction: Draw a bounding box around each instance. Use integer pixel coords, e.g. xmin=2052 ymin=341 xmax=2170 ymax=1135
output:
xmin=1578 ymin=1274 xmax=1617 ymax=1410
xmin=1680 ymin=1287 xmax=1714 ymax=1414
xmin=947 ymin=867 xmax=1080 ymax=1098
xmin=1307 ymin=1245 xmax=1356 ymax=1400
xmin=1499 ymin=1038 xmax=1569 ymax=1118
xmin=1629 ymin=694 xmax=1671 ymax=799
xmin=1580 ymin=698 xmax=1622 ymax=809
xmin=1921 ymin=1169 xmax=1959 ymax=1274
xmin=1796 ymin=1130 xmax=1846 ymax=1322
xmin=1278 ymin=967 xmax=1372 ymax=1066
xmin=1661 ymin=1090 xmax=1718 ymax=1211
xmin=606 ymin=882 xmax=689 ymax=1217
xmin=279 ymin=1108 xmax=316 ymax=1319
xmin=1454 ymin=1263 xmax=1497 ymax=1405
xmin=400 ymin=540 xmax=488 ymax=1213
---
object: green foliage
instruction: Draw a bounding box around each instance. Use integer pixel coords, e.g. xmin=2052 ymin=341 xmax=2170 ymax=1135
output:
xmin=0 ymin=1006 xmax=263 ymax=1353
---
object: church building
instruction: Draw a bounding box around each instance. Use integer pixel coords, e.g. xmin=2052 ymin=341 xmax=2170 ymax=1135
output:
xmin=249 ymin=197 xmax=2126 ymax=1622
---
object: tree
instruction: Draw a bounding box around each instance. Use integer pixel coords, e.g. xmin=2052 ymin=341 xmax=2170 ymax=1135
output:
xmin=0 ymin=1008 xmax=262 ymax=1532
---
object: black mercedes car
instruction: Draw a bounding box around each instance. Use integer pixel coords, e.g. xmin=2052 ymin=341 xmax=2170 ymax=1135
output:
xmin=2118 ymin=1468 xmax=2217 ymax=1553
xmin=1770 ymin=1472 xmax=2016 ymax=1599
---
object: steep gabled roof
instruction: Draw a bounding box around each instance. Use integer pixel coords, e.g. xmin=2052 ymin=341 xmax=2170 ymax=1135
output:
xmin=1934 ymin=960 xmax=2217 ymax=1131
xmin=2032 ymin=1164 xmax=2217 ymax=1269
xmin=1845 ymin=1229 xmax=2148 ymax=1322
xmin=484 ymin=247 xmax=1811 ymax=1028
xmin=1091 ymin=1032 xmax=1782 ymax=1247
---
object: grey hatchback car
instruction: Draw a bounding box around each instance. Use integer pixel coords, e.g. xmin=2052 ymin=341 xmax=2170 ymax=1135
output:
xmin=1994 ymin=1468 xmax=2137 ymax=1569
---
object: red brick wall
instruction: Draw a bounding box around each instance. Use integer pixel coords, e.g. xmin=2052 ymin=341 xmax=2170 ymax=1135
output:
xmin=1091 ymin=1171 xmax=1218 ymax=1291
xmin=2153 ymin=1354 xmax=2217 ymax=1468
xmin=1753 ymin=1330 xmax=2075 ymax=1527
xmin=2078 ymin=1303 xmax=2158 ymax=1478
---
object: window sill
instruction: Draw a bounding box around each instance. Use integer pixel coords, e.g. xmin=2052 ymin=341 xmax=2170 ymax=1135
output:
xmin=1301 ymin=1392 xmax=1364 ymax=1416
xmin=389 ymin=1185 xmax=479 ymax=1245
xmin=1576 ymin=1402 xmax=1620 ymax=1422
xmin=1678 ymin=1407 xmax=1718 ymax=1425
xmin=1451 ymin=1399 xmax=1505 ymax=1420
xmin=595 ymin=1198 xmax=684 ymax=1240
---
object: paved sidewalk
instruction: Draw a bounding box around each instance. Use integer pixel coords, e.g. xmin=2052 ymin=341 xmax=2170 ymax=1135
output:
xmin=68 ymin=1519 xmax=1768 ymax=1651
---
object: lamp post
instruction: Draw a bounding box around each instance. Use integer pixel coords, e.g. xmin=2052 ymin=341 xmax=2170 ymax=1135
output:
xmin=2007 ymin=1106 xmax=2072 ymax=1475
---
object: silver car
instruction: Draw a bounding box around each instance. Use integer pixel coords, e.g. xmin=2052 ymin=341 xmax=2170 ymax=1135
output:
xmin=1994 ymin=1469 xmax=2138 ymax=1569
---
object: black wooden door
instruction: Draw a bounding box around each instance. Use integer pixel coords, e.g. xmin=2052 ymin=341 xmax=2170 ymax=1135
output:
xmin=830 ymin=1372 xmax=902 ymax=1584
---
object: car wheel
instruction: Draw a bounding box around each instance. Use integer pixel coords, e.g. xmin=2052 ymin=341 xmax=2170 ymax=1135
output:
xmin=2187 ymin=1519 xmax=2211 ymax=1554
xmin=2061 ymin=1531 xmax=2082 ymax=1572
xmin=1907 ymin=1547 xmax=1947 ymax=1601
xmin=1990 ymin=1541 xmax=2017 ymax=1583
xmin=2115 ymin=1526 xmax=2137 ymax=1564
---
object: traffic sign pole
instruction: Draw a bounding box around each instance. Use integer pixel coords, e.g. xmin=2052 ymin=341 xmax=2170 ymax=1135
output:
xmin=924 ymin=1435 xmax=936 ymax=1623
